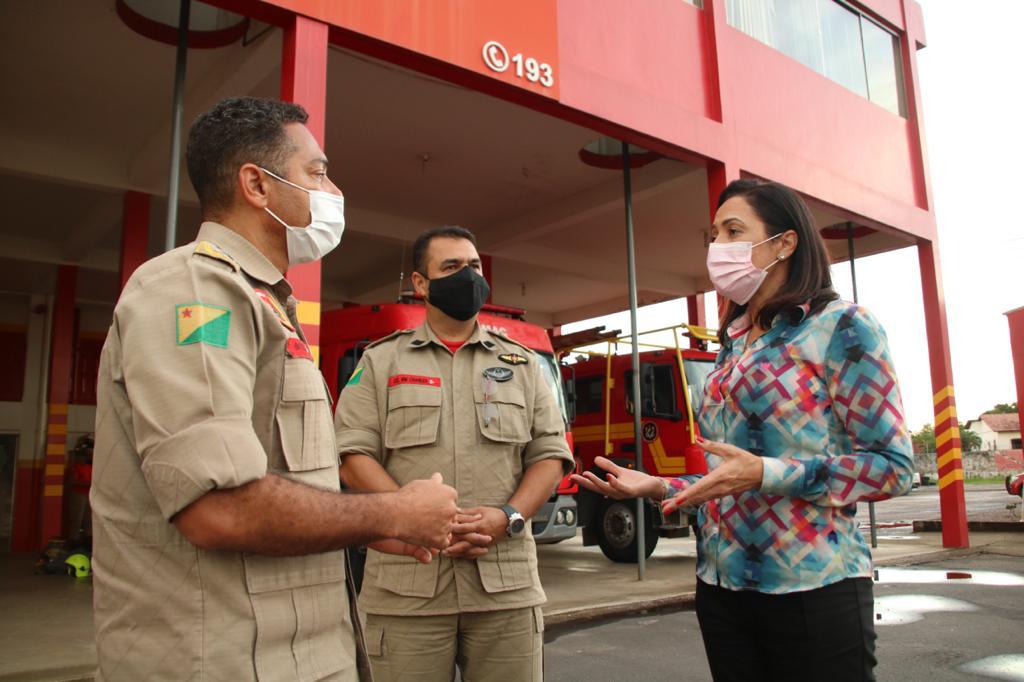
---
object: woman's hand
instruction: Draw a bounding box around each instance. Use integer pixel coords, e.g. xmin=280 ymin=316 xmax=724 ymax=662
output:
xmin=662 ymin=438 xmax=763 ymax=513
xmin=570 ymin=456 xmax=665 ymax=500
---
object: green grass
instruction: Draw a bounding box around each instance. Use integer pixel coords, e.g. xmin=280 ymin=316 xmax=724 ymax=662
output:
xmin=964 ymin=476 xmax=1010 ymax=485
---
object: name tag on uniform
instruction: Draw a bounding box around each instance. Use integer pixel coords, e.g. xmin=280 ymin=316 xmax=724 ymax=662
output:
xmin=388 ymin=374 xmax=442 ymax=387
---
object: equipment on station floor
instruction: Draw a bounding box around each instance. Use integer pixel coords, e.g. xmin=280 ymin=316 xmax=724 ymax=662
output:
xmin=64 ymin=552 xmax=92 ymax=578
xmin=34 ymin=534 xmax=93 ymax=578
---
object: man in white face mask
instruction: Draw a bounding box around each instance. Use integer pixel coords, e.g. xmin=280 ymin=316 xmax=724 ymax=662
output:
xmin=91 ymin=97 xmax=459 ymax=682
xmin=259 ymin=165 xmax=346 ymax=266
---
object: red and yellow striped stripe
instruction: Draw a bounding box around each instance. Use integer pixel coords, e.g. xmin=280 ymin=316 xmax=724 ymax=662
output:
xmin=296 ymin=300 xmax=320 ymax=365
xmin=43 ymin=403 xmax=68 ymax=497
xmin=932 ymin=386 xmax=964 ymax=490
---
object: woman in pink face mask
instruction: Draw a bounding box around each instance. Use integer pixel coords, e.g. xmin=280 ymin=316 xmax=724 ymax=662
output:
xmin=573 ymin=180 xmax=913 ymax=681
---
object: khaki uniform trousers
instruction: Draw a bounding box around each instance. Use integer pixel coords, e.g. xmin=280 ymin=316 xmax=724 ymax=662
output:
xmin=365 ymin=606 xmax=544 ymax=682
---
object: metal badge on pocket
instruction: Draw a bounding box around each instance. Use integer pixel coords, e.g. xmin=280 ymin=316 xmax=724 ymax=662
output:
xmin=483 ymin=366 xmax=513 ymax=382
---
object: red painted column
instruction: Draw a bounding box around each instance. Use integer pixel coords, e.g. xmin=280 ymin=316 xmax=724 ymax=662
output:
xmin=898 ymin=0 xmax=932 ymax=211
xmin=11 ymin=462 xmax=42 ymax=551
xmin=38 ymin=265 xmax=76 ymax=546
xmin=917 ymin=240 xmax=969 ymax=547
xmin=1005 ymin=307 xmax=1024 ymax=453
xmin=481 ymin=253 xmax=493 ymax=303
xmin=119 ymin=191 xmax=151 ymax=291
xmin=700 ymin=0 xmax=728 ymax=123
xmin=706 ymin=160 xmax=738 ymax=328
xmin=281 ymin=15 xmax=328 ymax=364
xmin=686 ymin=294 xmax=706 ymax=349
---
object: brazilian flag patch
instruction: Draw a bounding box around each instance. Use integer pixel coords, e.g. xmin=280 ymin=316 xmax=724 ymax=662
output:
xmin=176 ymin=303 xmax=231 ymax=348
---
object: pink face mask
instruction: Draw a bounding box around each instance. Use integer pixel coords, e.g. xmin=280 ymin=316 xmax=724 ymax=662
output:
xmin=706 ymin=233 xmax=783 ymax=305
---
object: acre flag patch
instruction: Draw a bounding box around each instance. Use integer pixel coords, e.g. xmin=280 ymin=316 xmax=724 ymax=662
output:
xmin=176 ymin=303 xmax=231 ymax=348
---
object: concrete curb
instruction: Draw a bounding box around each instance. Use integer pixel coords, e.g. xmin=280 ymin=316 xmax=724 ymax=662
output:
xmin=873 ymin=546 xmax=982 ymax=567
xmin=912 ymin=520 xmax=1024 ymax=533
xmin=545 ymin=591 xmax=696 ymax=628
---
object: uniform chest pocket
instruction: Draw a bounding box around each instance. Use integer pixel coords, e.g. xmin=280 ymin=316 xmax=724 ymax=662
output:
xmin=277 ymin=358 xmax=337 ymax=472
xmin=475 ymin=384 xmax=531 ymax=444
xmin=384 ymin=386 xmax=442 ymax=449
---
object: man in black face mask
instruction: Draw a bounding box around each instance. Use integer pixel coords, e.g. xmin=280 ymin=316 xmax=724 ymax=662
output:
xmin=334 ymin=226 xmax=573 ymax=681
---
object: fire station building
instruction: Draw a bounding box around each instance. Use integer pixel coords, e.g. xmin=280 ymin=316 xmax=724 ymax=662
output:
xmin=0 ymin=0 xmax=969 ymax=553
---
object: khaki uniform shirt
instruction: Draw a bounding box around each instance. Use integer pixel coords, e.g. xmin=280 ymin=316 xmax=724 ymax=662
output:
xmin=91 ymin=222 xmax=358 ymax=681
xmin=334 ymin=322 xmax=573 ymax=616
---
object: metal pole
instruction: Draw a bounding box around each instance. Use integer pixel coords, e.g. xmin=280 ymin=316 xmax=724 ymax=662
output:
xmin=847 ymin=222 xmax=878 ymax=548
xmin=165 ymin=0 xmax=191 ymax=253
xmin=623 ymin=143 xmax=646 ymax=579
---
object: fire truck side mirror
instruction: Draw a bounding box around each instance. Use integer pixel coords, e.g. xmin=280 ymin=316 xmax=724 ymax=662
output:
xmin=640 ymin=364 xmax=658 ymax=417
xmin=563 ymin=376 xmax=577 ymax=425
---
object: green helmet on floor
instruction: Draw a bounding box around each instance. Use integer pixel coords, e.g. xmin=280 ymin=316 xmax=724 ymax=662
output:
xmin=65 ymin=553 xmax=91 ymax=578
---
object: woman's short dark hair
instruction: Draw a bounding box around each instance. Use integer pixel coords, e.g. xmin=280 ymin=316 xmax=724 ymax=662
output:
xmin=715 ymin=179 xmax=838 ymax=344
xmin=186 ymin=97 xmax=309 ymax=214
xmin=412 ymin=226 xmax=478 ymax=274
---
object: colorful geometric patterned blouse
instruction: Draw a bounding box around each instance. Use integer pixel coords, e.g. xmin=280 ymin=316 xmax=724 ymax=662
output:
xmin=668 ymin=299 xmax=914 ymax=594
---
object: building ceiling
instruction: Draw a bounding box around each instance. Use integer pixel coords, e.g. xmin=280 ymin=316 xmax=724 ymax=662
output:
xmin=0 ymin=0 xmax=916 ymax=329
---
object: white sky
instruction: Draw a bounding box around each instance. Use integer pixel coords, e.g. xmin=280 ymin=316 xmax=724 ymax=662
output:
xmin=563 ymin=0 xmax=1024 ymax=433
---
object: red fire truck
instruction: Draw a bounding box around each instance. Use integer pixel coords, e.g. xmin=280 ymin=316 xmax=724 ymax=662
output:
xmin=321 ymin=299 xmax=579 ymax=544
xmin=559 ymin=324 xmax=718 ymax=562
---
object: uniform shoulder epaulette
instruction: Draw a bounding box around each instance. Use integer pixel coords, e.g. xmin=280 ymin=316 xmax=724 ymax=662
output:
xmin=486 ymin=328 xmax=535 ymax=355
xmin=366 ymin=328 xmax=414 ymax=349
xmin=193 ymin=240 xmax=239 ymax=272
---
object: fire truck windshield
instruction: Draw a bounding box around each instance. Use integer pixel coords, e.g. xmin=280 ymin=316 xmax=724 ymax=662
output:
xmin=537 ymin=352 xmax=570 ymax=426
xmin=683 ymin=357 xmax=715 ymax=413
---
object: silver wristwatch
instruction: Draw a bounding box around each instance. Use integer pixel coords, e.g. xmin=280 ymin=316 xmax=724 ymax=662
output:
xmin=501 ymin=504 xmax=526 ymax=537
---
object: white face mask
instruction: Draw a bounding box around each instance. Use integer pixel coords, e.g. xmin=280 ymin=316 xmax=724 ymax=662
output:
xmin=260 ymin=167 xmax=346 ymax=266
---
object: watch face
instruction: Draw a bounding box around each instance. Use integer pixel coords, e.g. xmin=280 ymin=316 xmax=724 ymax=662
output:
xmin=509 ymin=516 xmax=526 ymax=534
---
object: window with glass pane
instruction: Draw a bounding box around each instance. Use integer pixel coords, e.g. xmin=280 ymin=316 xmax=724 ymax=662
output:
xmin=725 ymin=0 xmax=905 ymax=116
xmin=575 ymin=375 xmax=604 ymax=415
xmin=819 ymin=0 xmax=867 ymax=97
xmin=862 ymin=17 xmax=906 ymax=115
xmin=773 ymin=0 xmax=826 ymax=74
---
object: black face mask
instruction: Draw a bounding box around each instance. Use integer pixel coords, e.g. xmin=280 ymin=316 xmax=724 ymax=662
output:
xmin=425 ymin=266 xmax=490 ymax=321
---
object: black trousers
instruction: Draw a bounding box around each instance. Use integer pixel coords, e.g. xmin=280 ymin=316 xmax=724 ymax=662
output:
xmin=695 ymin=577 xmax=877 ymax=682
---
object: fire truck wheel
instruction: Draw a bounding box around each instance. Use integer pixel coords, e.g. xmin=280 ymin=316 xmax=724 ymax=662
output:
xmin=597 ymin=498 xmax=658 ymax=563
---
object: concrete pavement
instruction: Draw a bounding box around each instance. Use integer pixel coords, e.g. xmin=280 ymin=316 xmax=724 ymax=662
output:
xmin=538 ymin=527 xmax=1024 ymax=626
xmin=1 ymin=529 xmax=1021 ymax=681
xmin=544 ymin=552 xmax=1024 ymax=681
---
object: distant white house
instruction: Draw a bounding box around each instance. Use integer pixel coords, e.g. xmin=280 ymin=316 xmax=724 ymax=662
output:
xmin=963 ymin=413 xmax=1022 ymax=451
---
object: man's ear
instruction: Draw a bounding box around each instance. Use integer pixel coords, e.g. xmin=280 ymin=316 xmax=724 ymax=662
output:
xmin=411 ymin=270 xmax=429 ymax=299
xmin=238 ymin=163 xmax=270 ymax=209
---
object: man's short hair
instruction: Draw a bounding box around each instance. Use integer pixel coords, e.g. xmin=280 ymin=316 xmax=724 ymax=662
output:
xmin=412 ymin=226 xmax=478 ymax=274
xmin=186 ymin=97 xmax=308 ymax=214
